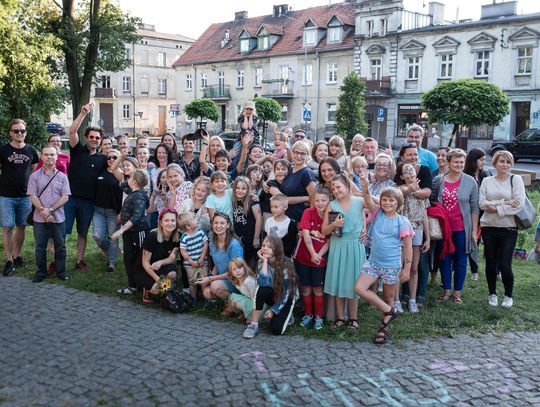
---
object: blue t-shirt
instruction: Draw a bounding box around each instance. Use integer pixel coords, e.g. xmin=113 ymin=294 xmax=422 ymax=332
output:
xmin=206 ymin=189 xmax=233 ymax=221
xmin=369 ymin=211 xmax=413 ymax=269
xmin=280 ymin=166 xmax=316 ymax=222
xmin=418 ymin=147 xmax=438 ymax=176
xmin=209 ymin=238 xmax=243 ymax=275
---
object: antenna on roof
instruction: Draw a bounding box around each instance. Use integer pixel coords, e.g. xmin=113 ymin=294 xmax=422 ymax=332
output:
xmin=221 ymin=29 xmax=230 ymax=48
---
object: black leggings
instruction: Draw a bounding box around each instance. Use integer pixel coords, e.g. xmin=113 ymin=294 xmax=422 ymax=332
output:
xmin=123 ymin=230 xmax=147 ymax=289
xmin=255 ymin=286 xmax=294 ymax=336
xmin=482 ymin=227 xmax=517 ymax=298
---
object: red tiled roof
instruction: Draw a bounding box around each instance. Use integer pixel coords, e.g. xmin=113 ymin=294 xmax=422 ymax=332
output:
xmin=173 ymin=2 xmax=355 ymax=67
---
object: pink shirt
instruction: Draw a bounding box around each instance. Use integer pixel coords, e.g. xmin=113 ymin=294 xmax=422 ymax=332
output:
xmin=36 ymin=152 xmax=70 ymax=174
xmin=442 ymin=179 xmax=464 ymax=231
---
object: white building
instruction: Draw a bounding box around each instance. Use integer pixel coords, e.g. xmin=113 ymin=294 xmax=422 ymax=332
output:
xmin=355 ymin=0 xmax=540 ymax=151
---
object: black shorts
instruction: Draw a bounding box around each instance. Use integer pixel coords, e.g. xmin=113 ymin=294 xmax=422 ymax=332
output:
xmin=294 ymin=261 xmax=325 ymax=288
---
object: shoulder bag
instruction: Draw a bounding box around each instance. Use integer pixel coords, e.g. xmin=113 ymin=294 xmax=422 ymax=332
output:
xmin=510 ymin=175 xmax=536 ymax=230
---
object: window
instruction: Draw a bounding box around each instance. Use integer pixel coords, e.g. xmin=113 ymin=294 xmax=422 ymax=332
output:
xmin=239 ymin=39 xmax=250 ymax=53
xmin=367 ymin=21 xmax=374 ymax=38
xmin=302 ymin=63 xmax=313 ymax=85
xmin=122 ymin=76 xmax=131 ymax=93
xmin=327 ymin=63 xmax=338 ymax=83
xmin=327 ymin=27 xmax=341 ymax=44
xmin=258 ymin=35 xmax=269 ymax=50
xmin=439 ymin=54 xmax=453 ymax=79
xmin=281 ymin=105 xmax=288 ymax=122
xmin=236 ymin=70 xmax=244 ymax=88
xmin=200 ymin=73 xmax=207 ymax=89
xmin=100 ymin=75 xmax=110 ymax=88
xmin=380 ymin=19 xmax=387 ymax=37
xmin=124 ymin=48 xmax=131 ymax=61
xmin=158 ymin=52 xmax=166 ymax=67
xmin=475 ymin=51 xmax=489 ymax=77
xmin=158 ymin=79 xmax=167 ymax=95
xmin=254 ymin=68 xmax=263 ymax=87
xmin=370 ymin=59 xmax=382 ymax=80
xmin=304 ymin=29 xmax=317 ymax=47
xmin=185 ymin=74 xmax=192 ymax=91
xmin=140 ymin=74 xmax=149 ymax=96
xmin=517 ymin=47 xmax=532 ymax=75
xmin=122 ymin=104 xmax=131 ymax=119
xmin=327 ymin=103 xmax=337 ymax=123
xmin=407 ymin=57 xmax=420 ymax=80
xmin=279 ymin=65 xmax=289 ymax=80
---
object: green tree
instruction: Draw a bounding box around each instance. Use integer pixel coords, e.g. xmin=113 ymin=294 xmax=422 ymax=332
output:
xmin=183 ymin=99 xmax=220 ymax=129
xmin=422 ymin=79 xmax=510 ymax=147
xmin=0 ymin=0 xmax=68 ymax=145
xmin=42 ymin=0 xmax=140 ymax=135
xmin=254 ymin=97 xmax=282 ymax=144
xmin=335 ymin=72 xmax=368 ymax=142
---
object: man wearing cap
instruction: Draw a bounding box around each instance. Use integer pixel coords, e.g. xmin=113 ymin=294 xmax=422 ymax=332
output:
xmin=293 ymin=129 xmax=308 ymax=143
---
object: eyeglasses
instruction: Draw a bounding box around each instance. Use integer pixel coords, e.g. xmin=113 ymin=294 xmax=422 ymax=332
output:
xmin=293 ymin=150 xmax=307 ymax=156
xmin=295 ymin=134 xmax=306 ymax=139
xmin=88 ymin=135 xmax=101 ymax=141
xmin=107 ymin=156 xmax=118 ymax=161
xmin=375 ymin=162 xmax=391 ymax=168
xmin=11 ymin=129 xmax=26 ymax=134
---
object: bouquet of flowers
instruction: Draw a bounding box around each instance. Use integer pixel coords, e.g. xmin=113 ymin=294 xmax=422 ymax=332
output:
xmin=156 ymin=276 xmax=173 ymax=295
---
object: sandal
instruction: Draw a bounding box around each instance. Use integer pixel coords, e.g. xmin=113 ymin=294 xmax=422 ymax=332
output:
xmin=348 ymin=319 xmax=359 ymax=330
xmin=142 ymin=288 xmax=154 ymax=304
xmin=452 ymin=294 xmax=463 ymax=304
xmin=334 ymin=319 xmax=346 ymax=328
xmin=437 ymin=293 xmax=451 ymax=302
xmin=373 ymin=326 xmax=390 ymax=345
xmin=381 ymin=307 xmax=398 ymax=328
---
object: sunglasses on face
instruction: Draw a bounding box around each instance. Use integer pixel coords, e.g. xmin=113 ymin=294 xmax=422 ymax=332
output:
xmin=107 ymin=156 xmax=118 ymax=161
xmin=11 ymin=129 xmax=26 ymax=134
xmin=88 ymin=135 xmax=101 ymax=141
xmin=295 ymin=134 xmax=306 ymax=139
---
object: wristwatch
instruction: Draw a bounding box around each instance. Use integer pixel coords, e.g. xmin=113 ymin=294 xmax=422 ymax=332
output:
xmin=49 ymin=208 xmax=55 ymax=214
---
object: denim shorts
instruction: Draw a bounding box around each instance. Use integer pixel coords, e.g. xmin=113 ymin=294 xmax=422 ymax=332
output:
xmin=64 ymin=196 xmax=95 ymax=236
xmin=0 ymin=196 xmax=32 ymax=228
xmin=412 ymin=228 xmax=424 ymax=246
xmin=361 ymin=261 xmax=401 ymax=285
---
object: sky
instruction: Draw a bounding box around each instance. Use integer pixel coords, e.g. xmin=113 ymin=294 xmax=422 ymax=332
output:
xmin=118 ymin=0 xmax=539 ymax=39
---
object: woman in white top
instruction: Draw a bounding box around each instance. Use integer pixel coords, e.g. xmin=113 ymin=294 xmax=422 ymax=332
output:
xmin=479 ymin=150 xmax=526 ymax=309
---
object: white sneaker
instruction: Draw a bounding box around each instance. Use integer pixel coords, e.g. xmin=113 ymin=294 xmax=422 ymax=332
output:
xmin=501 ymin=296 xmax=513 ymax=308
xmin=393 ymin=300 xmax=404 ymax=313
xmin=408 ymin=299 xmax=419 ymax=313
xmin=471 ymin=273 xmax=479 ymax=281
xmin=488 ymin=294 xmax=498 ymax=307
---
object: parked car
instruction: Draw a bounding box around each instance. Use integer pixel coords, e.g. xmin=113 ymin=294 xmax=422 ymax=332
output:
xmin=45 ymin=122 xmax=66 ymax=136
xmin=490 ymin=128 xmax=540 ymax=161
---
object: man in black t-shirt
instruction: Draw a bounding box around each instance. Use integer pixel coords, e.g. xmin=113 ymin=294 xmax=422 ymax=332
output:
xmin=0 ymin=119 xmax=39 ymax=276
xmin=65 ymin=103 xmax=107 ymax=272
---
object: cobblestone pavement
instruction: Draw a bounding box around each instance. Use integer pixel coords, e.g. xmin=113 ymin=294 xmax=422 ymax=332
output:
xmin=1 ymin=277 xmax=540 ymax=407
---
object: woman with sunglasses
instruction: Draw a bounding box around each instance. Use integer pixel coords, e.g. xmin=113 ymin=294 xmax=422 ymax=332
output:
xmin=92 ymin=149 xmax=123 ymax=273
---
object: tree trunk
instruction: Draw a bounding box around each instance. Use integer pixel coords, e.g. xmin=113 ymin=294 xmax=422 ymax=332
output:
xmin=447 ymin=123 xmax=460 ymax=148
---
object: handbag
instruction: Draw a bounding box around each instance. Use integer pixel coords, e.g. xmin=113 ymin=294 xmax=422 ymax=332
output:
xmin=26 ymin=171 xmax=59 ymax=226
xmin=510 ymin=175 xmax=536 ymax=230
xmin=428 ymin=216 xmax=443 ymax=240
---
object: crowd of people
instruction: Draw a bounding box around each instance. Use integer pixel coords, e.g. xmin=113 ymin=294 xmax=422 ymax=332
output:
xmin=1 ymin=101 xmax=538 ymax=344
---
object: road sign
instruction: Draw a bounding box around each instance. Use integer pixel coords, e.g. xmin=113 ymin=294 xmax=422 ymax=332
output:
xmin=303 ymin=103 xmax=312 ymax=121
xmin=377 ymin=107 xmax=385 ymax=122
xmin=97 ymin=118 xmax=104 ymax=127
xmin=170 ymin=104 xmax=180 ymax=112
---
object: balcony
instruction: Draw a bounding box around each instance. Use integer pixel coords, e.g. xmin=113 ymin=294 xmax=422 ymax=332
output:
xmin=262 ymin=79 xmax=294 ymax=99
xmin=365 ymin=80 xmax=392 ymax=98
xmin=202 ymin=85 xmax=231 ymax=100
xmin=94 ymin=88 xmax=116 ymax=98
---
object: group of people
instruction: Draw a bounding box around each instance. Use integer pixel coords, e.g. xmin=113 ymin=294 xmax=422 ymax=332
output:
xmin=0 ymin=101 xmax=536 ymax=344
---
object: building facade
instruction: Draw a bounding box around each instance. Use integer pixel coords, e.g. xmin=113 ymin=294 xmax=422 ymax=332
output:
xmin=173 ymin=3 xmax=357 ymax=141
xmin=354 ymin=0 xmax=540 ymax=150
xmin=52 ymin=25 xmax=195 ymax=137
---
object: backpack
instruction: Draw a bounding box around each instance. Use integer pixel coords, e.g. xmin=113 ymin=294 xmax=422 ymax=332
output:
xmin=160 ymin=288 xmax=192 ymax=313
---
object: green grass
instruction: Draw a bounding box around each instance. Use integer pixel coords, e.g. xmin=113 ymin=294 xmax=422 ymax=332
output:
xmin=6 ymin=190 xmax=540 ymax=343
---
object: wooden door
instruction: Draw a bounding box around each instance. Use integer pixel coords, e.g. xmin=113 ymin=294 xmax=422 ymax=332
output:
xmin=158 ymin=106 xmax=166 ymax=135
xmin=99 ymin=103 xmax=113 ymax=135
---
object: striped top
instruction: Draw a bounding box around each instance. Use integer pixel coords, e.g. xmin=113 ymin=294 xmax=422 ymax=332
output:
xmin=179 ymin=228 xmax=208 ymax=267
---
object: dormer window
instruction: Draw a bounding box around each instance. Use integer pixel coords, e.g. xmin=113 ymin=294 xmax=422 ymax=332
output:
xmin=304 ymin=28 xmax=317 ymax=47
xmin=328 ymin=27 xmax=342 ymax=44
xmin=239 ymin=38 xmax=250 ymax=53
xmin=258 ymin=35 xmax=269 ymax=50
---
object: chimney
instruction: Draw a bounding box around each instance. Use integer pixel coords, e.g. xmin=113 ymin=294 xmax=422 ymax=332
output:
xmin=273 ymin=4 xmax=289 ymax=18
xmin=481 ymin=1 xmax=517 ymax=20
xmin=429 ymin=2 xmax=445 ymax=25
xmin=235 ymin=11 xmax=248 ymax=20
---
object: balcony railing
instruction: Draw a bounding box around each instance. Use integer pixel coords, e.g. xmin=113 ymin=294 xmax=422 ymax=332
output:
xmin=95 ymin=88 xmax=116 ymax=98
xmin=262 ymin=79 xmax=295 ymax=98
xmin=365 ymin=80 xmax=392 ymax=97
xmin=202 ymin=85 xmax=231 ymax=100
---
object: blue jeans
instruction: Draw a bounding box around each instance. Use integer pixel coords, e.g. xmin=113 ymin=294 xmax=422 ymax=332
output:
xmin=441 ymin=230 xmax=468 ymax=291
xmin=92 ymin=207 xmax=120 ymax=266
xmin=0 ymin=196 xmax=32 ymax=228
xmin=34 ymin=221 xmax=66 ymax=278
xmin=416 ymin=251 xmax=430 ymax=304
